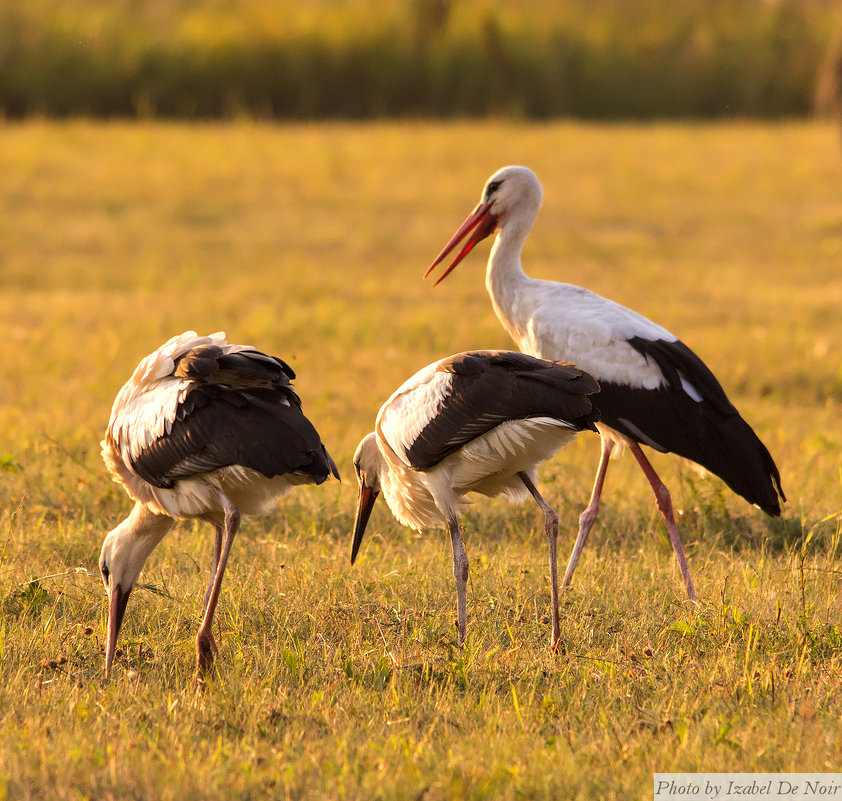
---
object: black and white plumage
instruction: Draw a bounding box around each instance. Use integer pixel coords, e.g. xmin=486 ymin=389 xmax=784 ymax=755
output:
xmin=351 ymin=350 xmax=599 ymax=650
xmin=426 ymin=165 xmax=785 ymax=601
xmin=99 ymin=331 xmax=338 ymax=678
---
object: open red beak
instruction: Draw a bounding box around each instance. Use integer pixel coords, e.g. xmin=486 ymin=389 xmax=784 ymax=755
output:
xmin=105 ymin=583 xmax=131 ymax=677
xmin=424 ymin=201 xmax=498 ymax=287
xmin=351 ymin=484 xmax=379 ymax=565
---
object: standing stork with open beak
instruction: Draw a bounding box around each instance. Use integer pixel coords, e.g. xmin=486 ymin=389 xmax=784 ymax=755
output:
xmin=99 ymin=330 xmax=339 ymax=679
xmin=351 ymin=350 xmax=599 ymax=650
xmin=425 ymin=166 xmax=784 ymax=601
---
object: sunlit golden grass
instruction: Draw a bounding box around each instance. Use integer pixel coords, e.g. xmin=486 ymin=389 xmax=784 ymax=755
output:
xmin=1 ymin=120 xmax=841 ymax=799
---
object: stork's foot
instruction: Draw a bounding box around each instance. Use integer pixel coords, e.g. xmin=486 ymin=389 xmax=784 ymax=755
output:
xmin=550 ymin=635 xmax=566 ymax=655
xmin=453 ymin=617 xmax=467 ymax=647
xmin=195 ymin=630 xmax=219 ymax=675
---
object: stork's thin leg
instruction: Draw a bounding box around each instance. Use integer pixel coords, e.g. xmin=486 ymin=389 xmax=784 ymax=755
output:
xmin=447 ymin=513 xmax=469 ymax=645
xmin=196 ymin=489 xmax=241 ymax=675
xmin=563 ymin=436 xmax=614 ymax=589
xmin=202 ymin=524 xmax=224 ymax=614
xmin=628 ymin=441 xmax=697 ymax=602
xmin=518 ymin=472 xmax=562 ymax=652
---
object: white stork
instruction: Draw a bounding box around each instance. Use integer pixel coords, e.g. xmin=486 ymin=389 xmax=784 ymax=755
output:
xmin=99 ymin=330 xmax=339 ymax=678
xmin=425 ymin=166 xmax=784 ymax=601
xmin=351 ymin=350 xmax=599 ymax=650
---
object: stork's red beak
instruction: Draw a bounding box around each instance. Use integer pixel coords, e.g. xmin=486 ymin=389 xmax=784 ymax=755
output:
xmin=351 ymin=484 xmax=379 ymax=565
xmin=424 ymin=201 xmax=498 ymax=287
xmin=105 ymin=583 xmax=132 ymax=677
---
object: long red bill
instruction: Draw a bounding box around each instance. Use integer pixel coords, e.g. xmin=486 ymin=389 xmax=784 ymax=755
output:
xmin=424 ymin=202 xmax=497 ymax=287
xmin=351 ymin=485 xmax=379 ymax=565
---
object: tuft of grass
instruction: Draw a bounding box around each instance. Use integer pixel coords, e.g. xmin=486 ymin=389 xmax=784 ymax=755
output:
xmin=0 ymin=120 xmax=841 ymax=798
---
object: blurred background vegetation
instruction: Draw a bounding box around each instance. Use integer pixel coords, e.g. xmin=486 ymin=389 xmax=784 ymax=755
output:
xmin=2 ymin=0 xmax=841 ymax=120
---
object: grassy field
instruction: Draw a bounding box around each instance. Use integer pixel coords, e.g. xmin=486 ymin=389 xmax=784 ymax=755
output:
xmin=1 ymin=120 xmax=841 ymax=799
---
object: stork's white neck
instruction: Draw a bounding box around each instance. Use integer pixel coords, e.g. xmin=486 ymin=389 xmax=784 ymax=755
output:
xmin=101 ymin=503 xmax=174 ymax=592
xmin=485 ymin=218 xmax=536 ymax=350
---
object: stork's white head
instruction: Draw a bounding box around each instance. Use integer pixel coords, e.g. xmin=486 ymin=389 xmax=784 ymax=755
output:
xmin=480 ymin=165 xmax=543 ymax=226
xmin=350 ymin=432 xmax=384 ymax=565
xmin=425 ymin=165 xmax=544 ymax=286
xmin=99 ymin=504 xmax=172 ymax=676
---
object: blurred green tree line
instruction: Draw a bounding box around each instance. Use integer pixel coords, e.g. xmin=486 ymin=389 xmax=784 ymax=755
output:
xmin=1 ymin=0 xmax=840 ymax=119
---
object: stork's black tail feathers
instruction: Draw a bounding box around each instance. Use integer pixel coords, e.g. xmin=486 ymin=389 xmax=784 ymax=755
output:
xmin=595 ymin=380 xmax=784 ymax=517
xmin=714 ymin=414 xmax=784 ymax=517
xmin=589 ymin=335 xmax=786 ymax=517
xmin=132 ymin=344 xmax=339 ymax=488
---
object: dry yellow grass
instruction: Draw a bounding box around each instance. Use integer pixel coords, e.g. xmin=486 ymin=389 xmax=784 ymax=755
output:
xmin=0 ymin=121 xmax=840 ymax=799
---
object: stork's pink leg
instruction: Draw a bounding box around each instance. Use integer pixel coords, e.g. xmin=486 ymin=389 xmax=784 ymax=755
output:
xmin=202 ymin=524 xmax=224 ymax=614
xmin=196 ymin=489 xmax=241 ymax=676
xmin=519 ymin=472 xmax=562 ymax=652
xmin=628 ymin=441 xmax=697 ymax=602
xmin=447 ymin=513 xmax=470 ymax=645
xmin=562 ymin=436 xmax=614 ymax=589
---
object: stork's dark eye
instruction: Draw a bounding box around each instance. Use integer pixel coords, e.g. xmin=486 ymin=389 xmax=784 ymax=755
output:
xmin=101 ymin=563 xmax=110 ymax=584
xmin=485 ymin=180 xmax=503 ymax=200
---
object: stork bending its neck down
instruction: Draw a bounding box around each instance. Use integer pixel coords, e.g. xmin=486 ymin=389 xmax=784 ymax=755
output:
xmin=351 ymin=350 xmax=599 ymax=650
xmin=99 ymin=331 xmax=338 ymax=679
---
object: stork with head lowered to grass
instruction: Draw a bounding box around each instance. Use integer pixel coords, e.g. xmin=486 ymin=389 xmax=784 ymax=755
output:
xmin=99 ymin=330 xmax=338 ymax=678
xmin=351 ymin=349 xmax=599 ymax=650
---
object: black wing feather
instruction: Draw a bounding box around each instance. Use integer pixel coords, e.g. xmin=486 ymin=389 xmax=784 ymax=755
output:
xmin=628 ymin=337 xmax=735 ymax=416
xmin=405 ymin=350 xmax=600 ymax=470
xmin=173 ymin=345 xmax=296 ymax=385
xmin=599 ymin=337 xmax=784 ymax=515
xmin=132 ymin=345 xmax=337 ymax=487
